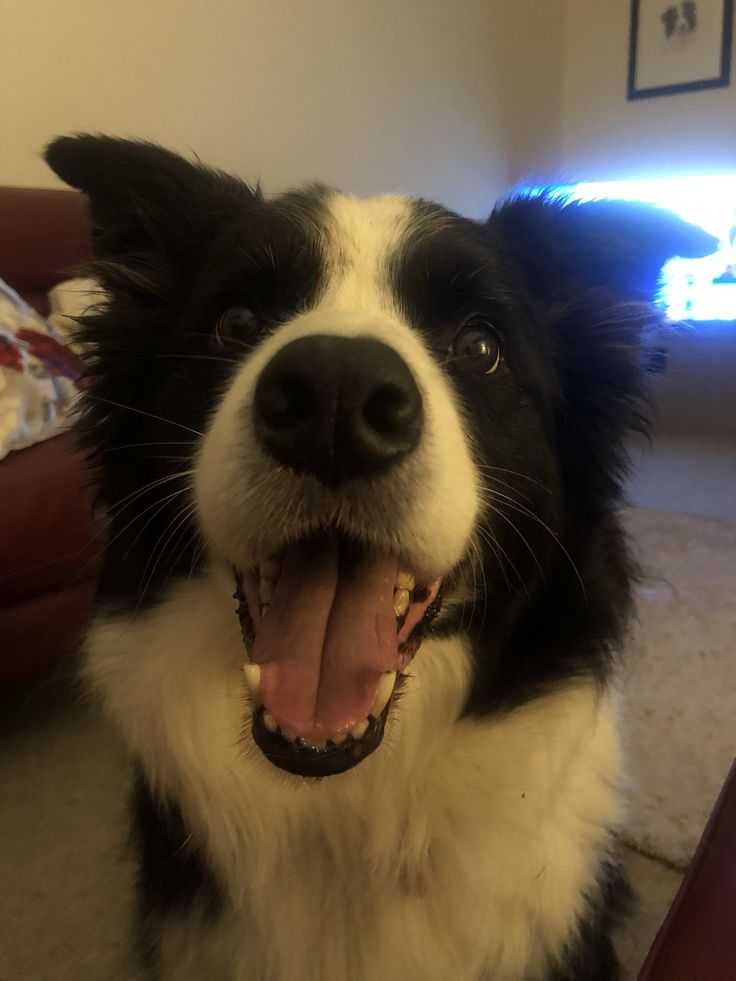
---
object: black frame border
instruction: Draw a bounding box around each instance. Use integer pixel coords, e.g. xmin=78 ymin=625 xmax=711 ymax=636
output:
xmin=628 ymin=0 xmax=734 ymax=100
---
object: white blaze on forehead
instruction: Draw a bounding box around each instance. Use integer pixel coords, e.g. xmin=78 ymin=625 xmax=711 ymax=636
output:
xmin=321 ymin=192 xmax=415 ymax=314
xmin=195 ymin=187 xmax=480 ymax=580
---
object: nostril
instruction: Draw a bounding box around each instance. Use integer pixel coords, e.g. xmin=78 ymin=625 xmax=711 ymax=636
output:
xmin=253 ymin=334 xmax=423 ymax=484
xmin=363 ymin=384 xmax=419 ymax=436
xmin=258 ymin=375 xmax=313 ymax=429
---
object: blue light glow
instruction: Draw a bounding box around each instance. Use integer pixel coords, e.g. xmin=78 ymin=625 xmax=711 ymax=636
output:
xmin=556 ymin=176 xmax=736 ymax=323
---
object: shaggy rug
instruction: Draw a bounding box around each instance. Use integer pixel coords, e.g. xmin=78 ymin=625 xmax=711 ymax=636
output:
xmin=619 ymin=507 xmax=736 ymax=869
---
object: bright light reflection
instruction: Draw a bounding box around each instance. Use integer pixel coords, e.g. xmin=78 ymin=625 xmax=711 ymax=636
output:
xmin=552 ymin=177 xmax=736 ymax=323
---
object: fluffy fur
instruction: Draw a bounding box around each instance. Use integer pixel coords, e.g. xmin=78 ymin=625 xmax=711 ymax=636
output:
xmin=44 ymin=134 xmax=714 ymax=981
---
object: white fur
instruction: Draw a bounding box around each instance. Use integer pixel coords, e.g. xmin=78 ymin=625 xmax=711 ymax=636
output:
xmin=87 ymin=191 xmax=621 ymax=980
xmin=85 ymin=569 xmax=620 ymax=981
xmin=195 ymin=193 xmax=479 ymax=583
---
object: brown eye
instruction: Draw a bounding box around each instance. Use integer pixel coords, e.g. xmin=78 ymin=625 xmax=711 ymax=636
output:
xmin=216 ymin=305 xmax=258 ymax=345
xmin=449 ymin=321 xmax=502 ymax=374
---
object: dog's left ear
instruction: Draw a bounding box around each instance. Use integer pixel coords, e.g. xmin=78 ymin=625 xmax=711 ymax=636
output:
xmin=487 ymin=195 xmax=716 ymax=500
xmin=487 ymin=194 xmax=716 ymax=301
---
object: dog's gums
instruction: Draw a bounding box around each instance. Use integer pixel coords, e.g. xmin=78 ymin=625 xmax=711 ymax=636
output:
xmin=233 ymin=535 xmax=443 ymax=776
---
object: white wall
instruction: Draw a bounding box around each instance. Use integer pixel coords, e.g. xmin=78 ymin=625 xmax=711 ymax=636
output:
xmin=2 ymin=0 xmax=563 ymax=218
xmin=561 ymin=0 xmax=736 ymax=180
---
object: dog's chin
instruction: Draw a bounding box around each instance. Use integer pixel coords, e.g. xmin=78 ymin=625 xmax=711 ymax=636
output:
xmin=231 ymin=530 xmax=444 ymax=778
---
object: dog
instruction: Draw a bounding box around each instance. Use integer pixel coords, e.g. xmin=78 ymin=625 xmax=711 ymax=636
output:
xmin=45 ymin=135 xmax=712 ymax=981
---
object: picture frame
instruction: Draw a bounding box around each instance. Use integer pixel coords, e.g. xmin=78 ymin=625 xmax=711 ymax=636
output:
xmin=628 ymin=0 xmax=734 ymax=100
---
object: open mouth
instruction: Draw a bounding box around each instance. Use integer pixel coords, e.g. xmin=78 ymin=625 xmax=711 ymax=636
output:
xmin=234 ymin=532 xmax=442 ymax=777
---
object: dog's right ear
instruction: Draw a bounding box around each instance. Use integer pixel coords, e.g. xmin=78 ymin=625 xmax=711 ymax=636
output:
xmin=44 ymin=134 xmax=258 ymax=263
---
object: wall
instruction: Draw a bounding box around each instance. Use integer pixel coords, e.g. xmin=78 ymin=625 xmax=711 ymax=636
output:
xmin=561 ymin=0 xmax=736 ymax=180
xmin=2 ymin=0 xmax=563 ymax=219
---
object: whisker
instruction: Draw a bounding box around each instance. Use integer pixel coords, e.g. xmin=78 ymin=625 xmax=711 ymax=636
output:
xmin=487 ymin=506 xmax=546 ymax=587
xmin=105 ymin=470 xmax=196 ymax=520
xmin=475 ymin=522 xmax=528 ymax=598
xmin=154 ymin=353 xmax=242 ymax=367
xmin=117 ymin=489 xmax=193 ymax=562
xmin=139 ymin=499 xmax=198 ymax=599
xmin=105 ymin=440 xmax=198 ymax=452
xmin=84 ymin=394 xmax=204 ymax=437
xmin=476 ymin=464 xmax=552 ymax=494
xmin=485 ymin=491 xmax=588 ymax=603
xmin=482 ymin=473 xmax=535 ymax=506
xmin=474 ymin=525 xmax=513 ymax=596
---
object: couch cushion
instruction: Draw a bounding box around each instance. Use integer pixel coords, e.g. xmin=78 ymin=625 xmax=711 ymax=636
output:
xmin=0 ymin=433 xmax=98 ymax=604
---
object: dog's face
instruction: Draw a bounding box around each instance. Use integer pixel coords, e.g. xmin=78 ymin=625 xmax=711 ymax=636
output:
xmin=46 ymin=136 xmax=713 ymax=778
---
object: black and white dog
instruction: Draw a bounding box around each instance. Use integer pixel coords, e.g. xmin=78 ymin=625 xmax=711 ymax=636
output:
xmin=46 ymin=135 xmax=712 ymax=981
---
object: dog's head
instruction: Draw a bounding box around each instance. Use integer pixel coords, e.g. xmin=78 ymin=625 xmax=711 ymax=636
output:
xmin=46 ymin=135 xmax=714 ymax=777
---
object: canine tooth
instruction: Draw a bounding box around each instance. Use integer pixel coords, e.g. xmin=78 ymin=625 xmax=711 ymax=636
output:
xmin=396 ymin=571 xmax=415 ymax=591
xmin=370 ymin=671 xmax=396 ymax=718
xmin=393 ymin=588 xmax=410 ymax=617
xmin=332 ymin=732 xmax=348 ymax=746
xmin=263 ymin=713 xmax=278 ymax=733
xmin=282 ymin=726 xmax=297 ymax=742
xmin=351 ymin=719 xmax=369 ymax=740
xmin=243 ymin=664 xmax=262 ymax=704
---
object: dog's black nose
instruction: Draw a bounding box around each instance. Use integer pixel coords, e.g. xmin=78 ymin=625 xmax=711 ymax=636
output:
xmin=253 ymin=335 xmax=423 ymax=486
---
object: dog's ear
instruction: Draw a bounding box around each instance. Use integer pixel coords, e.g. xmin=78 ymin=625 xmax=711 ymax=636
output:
xmin=487 ymin=194 xmax=716 ymax=301
xmin=488 ymin=195 xmax=716 ymax=501
xmin=44 ymin=134 xmax=257 ymax=264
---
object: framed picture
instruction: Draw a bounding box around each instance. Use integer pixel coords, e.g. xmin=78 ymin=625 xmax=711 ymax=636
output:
xmin=628 ymin=0 xmax=734 ymax=99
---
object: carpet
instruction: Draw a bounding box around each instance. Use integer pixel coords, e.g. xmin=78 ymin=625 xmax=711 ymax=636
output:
xmin=620 ymin=507 xmax=736 ymax=869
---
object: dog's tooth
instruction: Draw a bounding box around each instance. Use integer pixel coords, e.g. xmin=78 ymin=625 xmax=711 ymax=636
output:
xmin=332 ymin=732 xmax=348 ymax=746
xmin=263 ymin=713 xmax=278 ymax=733
xmin=282 ymin=726 xmax=298 ymax=742
xmin=393 ymin=588 xmax=410 ymax=617
xmin=396 ymin=571 xmax=415 ymax=591
xmin=243 ymin=663 xmax=262 ymax=704
xmin=351 ymin=718 xmax=369 ymax=741
xmin=370 ymin=671 xmax=396 ymax=718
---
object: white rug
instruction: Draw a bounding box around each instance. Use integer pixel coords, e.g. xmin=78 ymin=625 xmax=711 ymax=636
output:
xmin=619 ymin=508 xmax=736 ymax=869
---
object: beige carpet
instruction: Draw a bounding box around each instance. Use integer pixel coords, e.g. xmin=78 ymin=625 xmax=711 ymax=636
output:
xmin=620 ymin=508 xmax=736 ymax=869
xmin=7 ymin=505 xmax=733 ymax=980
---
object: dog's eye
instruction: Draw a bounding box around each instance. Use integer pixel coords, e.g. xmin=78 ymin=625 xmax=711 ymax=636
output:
xmin=215 ymin=305 xmax=258 ymax=345
xmin=449 ymin=321 xmax=502 ymax=374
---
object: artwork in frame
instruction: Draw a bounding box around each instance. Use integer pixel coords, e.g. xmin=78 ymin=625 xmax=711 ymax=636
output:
xmin=628 ymin=0 xmax=734 ymax=99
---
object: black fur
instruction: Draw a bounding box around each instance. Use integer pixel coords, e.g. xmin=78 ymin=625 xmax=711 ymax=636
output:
xmin=548 ymin=860 xmax=633 ymax=980
xmin=43 ymin=135 xmax=715 ymax=980
xmin=47 ymin=136 xmax=327 ymax=611
xmin=131 ymin=769 xmax=223 ymax=972
xmin=393 ymin=196 xmax=713 ymax=715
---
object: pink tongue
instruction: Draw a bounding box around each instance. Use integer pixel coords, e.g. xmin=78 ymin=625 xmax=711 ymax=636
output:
xmin=250 ymin=539 xmax=398 ymax=740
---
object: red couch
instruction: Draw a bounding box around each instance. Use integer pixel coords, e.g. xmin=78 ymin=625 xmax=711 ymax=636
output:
xmin=0 ymin=186 xmax=97 ymax=681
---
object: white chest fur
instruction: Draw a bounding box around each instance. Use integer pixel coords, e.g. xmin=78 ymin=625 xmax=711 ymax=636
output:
xmin=85 ymin=573 xmax=620 ymax=981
